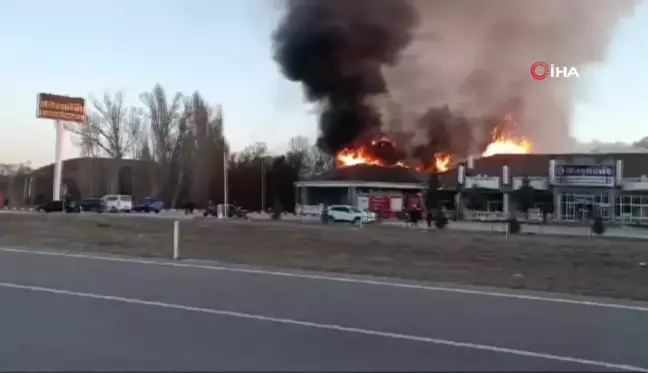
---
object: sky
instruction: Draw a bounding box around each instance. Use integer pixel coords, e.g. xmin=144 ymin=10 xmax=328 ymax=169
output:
xmin=0 ymin=0 xmax=647 ymax=168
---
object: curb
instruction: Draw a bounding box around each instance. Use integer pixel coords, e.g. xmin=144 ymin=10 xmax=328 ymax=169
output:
xmin=0 ymin=207 xmax=35 ymax=211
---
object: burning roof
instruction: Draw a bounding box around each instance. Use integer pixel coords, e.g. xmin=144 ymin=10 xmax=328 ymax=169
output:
xmin=335 ymin=112 xmax=531 ymax=172
xmin=335 ymin=136 xmax=452 ymax=172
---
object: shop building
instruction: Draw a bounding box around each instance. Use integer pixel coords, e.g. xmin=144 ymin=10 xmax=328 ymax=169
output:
xmin=455 ymin=153 xmax=648 ymax=224
xmin=294 ymin=164 xmax=456 ymax=217
xmin=296 ymin=153 xmax=648 ymax=225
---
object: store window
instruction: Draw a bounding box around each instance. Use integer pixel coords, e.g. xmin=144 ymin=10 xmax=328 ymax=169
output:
xmin=616 ymin=194 xmax=648 ymax=225
xmin=559 ymin=192 xmax=611 ymax=222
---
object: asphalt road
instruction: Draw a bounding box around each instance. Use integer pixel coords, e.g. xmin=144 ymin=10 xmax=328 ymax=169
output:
xmin=1 ymin=247 xmax=648 ymax=371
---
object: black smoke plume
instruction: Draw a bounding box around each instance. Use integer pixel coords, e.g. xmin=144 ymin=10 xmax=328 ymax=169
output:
xmin=273 ymin=0 xmax=417 ymax=154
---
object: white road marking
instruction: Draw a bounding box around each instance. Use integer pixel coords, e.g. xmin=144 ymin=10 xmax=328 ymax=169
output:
xmin=0 ymin=281 xmax=645 ymax=372
xmin=1 ymin=246 xmax=648 ymax=312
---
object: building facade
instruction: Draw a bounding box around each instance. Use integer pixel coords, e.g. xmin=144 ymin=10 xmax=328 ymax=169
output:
xmin=455 ymin=153 xmax=648 ymax=224
xmin=296 ymin=153 xmax=648 ymax=225
xmin=294 ymin=165 xmax=432 ymax=217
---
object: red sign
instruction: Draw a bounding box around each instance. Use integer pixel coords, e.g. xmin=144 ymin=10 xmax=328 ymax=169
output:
xmin=406 ymin=194 xmax=423 ymax=210
xmin=369 ymin=195 xmax=390 ymax=212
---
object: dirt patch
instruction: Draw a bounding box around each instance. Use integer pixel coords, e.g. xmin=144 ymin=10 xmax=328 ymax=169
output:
xmin=1 ymin=213 xmax=647 ymax=300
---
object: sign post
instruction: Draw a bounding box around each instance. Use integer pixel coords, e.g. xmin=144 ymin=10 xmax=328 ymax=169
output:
xmin=37 ymin=93 xmax=85 ymax=201
xmin=52 ymin=120 xmax=65 ymax=201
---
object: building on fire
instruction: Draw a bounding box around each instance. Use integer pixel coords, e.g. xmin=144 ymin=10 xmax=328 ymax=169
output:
xmin=294 ymin=152 xmax=648 ymax=225
xmin=294 ymin=164 xmax=455 ymax=218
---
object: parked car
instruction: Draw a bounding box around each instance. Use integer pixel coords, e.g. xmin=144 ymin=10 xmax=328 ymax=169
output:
xmin=100 ymin=194 xmax=133 ymax=213
xmin=327 ymin=205 xmax=369 ymax=224
xmin=36 ymin=200 xmax=81 ymax=213
xmin=78 ymin=198 xmax=103 ymax=212
xmin=133 ymin=197 xmax=164 ymax=213
xmin=203 ymin=204 xmax=248 ymax=218
xmin=361 ymin=209 xmax=378 ymax=223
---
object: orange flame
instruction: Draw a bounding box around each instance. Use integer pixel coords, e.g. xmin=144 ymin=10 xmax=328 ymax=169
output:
xmin=335 ymin=112 xmax=531 ymax=173
xmin=481 ymin=114 xmax=531 ymax=157
xmin=482 ymin=135 xmax=531 ymax=157
xmin=434 ymin=153 xmax=452 ymax=172
xmin=335 ymin=138 xmax=453 ymax=172
xmin=336 ymin=148 xmax=384 ymax=167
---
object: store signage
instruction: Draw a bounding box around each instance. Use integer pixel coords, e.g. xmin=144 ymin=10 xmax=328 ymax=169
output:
xmin=554 ymin=165 xmax=615 ymax=187
xmin=465 ymin=174 xmax=500 ymax=190
xmin=369 ymin=195 xmax=391 ymax=212
xmin=512 ymin=176 xmax=549 ymax=190
xmin=621 ymin=175 xmax=648 ymax=191
xmin=37 ymin=93 xmax=86 ymax=123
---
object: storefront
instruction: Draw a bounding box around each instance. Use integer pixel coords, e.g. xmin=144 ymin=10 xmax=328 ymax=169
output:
xmin=550 ymin=162 xmax=620 ymax=222
xmin=615 ymin=194 xmax=648 ymax=225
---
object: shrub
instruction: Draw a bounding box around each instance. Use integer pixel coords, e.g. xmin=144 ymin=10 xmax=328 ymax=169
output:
xmin=592 ymin=217 xmax=605 ymax=235
xmin=507 ymin=218 xmax=521 ymax=234
xmin=272 ymin=199 xmax=283 ymax=220
xmin=435 ymin=214 xmax=448 ymax=229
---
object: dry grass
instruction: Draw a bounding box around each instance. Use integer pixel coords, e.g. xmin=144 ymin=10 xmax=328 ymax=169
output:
xmin=1 ymin=213 xmax=647 ymax=301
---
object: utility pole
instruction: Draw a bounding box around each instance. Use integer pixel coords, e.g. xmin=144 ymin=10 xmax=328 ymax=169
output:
xmin=261 ymin=157 xmax=266 ymax=213
xmin=220 ymin=105 xmax=228 ymax=219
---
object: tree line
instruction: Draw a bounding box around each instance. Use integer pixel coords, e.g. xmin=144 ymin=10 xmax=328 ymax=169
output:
xmin=68 ymin=84 xmax=335 ymax=211
xmin=2 ymin=84 xmax=334 ymax=211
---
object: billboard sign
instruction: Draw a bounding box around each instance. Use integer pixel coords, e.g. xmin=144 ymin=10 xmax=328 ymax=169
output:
xmin=554 ymin=165 xmax=615 ymax=187
xmin=37 ymin=93 xmax=85 ymax=123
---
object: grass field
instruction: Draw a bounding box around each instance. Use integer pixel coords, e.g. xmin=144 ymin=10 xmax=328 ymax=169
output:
xmin=1 ymin=213 xmax=647 ymax=300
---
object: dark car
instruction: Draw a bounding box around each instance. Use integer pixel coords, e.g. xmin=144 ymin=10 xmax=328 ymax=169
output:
xmin=133 ymin=197 xmax=164 ymax=213
xmin=36 ymin=200 xmax=81 ymax=213
xmin=78 ymin=198 xmax=103 ymax=212
xmin=203 ymin=204 xmax=248 ymax=218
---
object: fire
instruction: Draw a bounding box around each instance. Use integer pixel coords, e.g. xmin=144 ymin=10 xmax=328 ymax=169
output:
xmin=435 ymin=153 xmax=452 ymax=172
xmin=335 ymin=112 xmax=532 ymax=172
xmin=335 ymin=137 xmax=453 ymax=172
xmin=482 ymin=136 xmax=531 ymax=157
xmin=336 ymin=148 xmax=384 ymax=167
xmin=481 ymin=115 xmax=532 ymax=157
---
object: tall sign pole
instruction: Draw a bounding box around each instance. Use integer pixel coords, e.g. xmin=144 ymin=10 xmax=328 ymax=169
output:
xmin=37 ymin=93 xmax=86 ymax=201
xmin=52 ymin=120 xmax=65 ymax=200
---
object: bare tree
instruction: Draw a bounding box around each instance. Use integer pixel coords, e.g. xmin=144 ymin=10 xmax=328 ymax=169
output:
xmin=287 ymin=136 xmax=312 ymax=178
xmin=65 ymin=91 xmax=142 ymax=193
xmin=75 ymin=124 xmax=100 ymax=158
xmin=0 ymin=162 xmax=32 ymax=206
xmin=73 ymin=124 xmax=100 ymax=197
xmin=309 ymin=145 xmax=334 ymax=176
xmin=67 ymin=91 xmax=138 ymax=159
xmin=126 ymin=108 xmax=146 ymax=158
xmin=140 ymin=84 xmax=184 ymax=198
xmin=289 ymin=136 xmax=310 ymax=154
xmin=170 ymin=101 xmax=193 ymax=207
xmin=236 ymin=142 xmax=268 ymax=163
xmin=185 ymin=92 xmax=225 ymax=206
xmin=140 ymin=84 xmax=184 ymax=162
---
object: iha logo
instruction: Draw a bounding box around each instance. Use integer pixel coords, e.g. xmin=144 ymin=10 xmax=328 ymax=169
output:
xmin=530 ymin=61 xmax=580 ymax=80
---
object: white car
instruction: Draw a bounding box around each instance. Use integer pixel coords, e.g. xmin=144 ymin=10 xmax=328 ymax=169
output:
xmin=101 ymin=194 xmax=133 ymax=213
xmin=327 ymin=205 xmax=371 ymax=224
xmin=362 ymin=209 xmax=378 ymax=222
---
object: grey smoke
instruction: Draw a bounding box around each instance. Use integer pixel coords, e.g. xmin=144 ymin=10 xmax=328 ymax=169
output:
xmin=381 ymin=0 xmax=638 ymax=154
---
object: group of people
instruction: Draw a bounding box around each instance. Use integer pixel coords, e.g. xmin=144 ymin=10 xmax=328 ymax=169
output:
xmin=406 ymin=205 xmax=447 ymax=228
